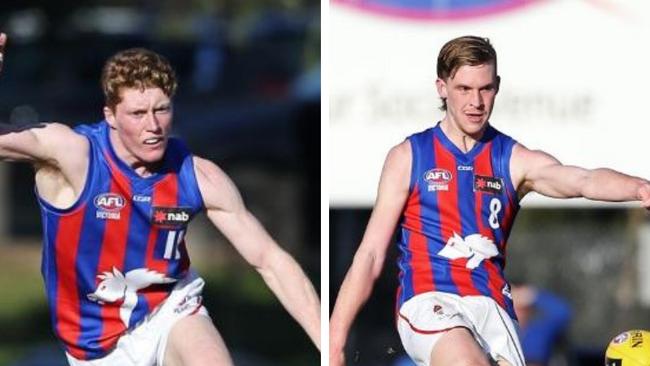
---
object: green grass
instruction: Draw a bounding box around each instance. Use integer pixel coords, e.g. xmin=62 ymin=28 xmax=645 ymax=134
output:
xmin=0 ymin=242 xmax=46 ymax=319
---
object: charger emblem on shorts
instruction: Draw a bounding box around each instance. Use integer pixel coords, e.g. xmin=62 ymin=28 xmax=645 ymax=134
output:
xmin=175 ymin=294 xmax=203 ymax=314
xmin=432 ymin=303 xmax=453 ymax=321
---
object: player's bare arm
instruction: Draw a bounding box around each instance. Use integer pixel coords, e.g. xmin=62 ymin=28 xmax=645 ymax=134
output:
xmin=0 ymin=33 xmax=89 ymax=208
xmin=0 ymin=122 xmax=90 ymax=209
xmin=329 ymin=140 xmax=411 ymax=366
xmin=193 ymin=156 xmax=321 ymax=349
xmin=511 ymin=143 xmax=650 ymax=208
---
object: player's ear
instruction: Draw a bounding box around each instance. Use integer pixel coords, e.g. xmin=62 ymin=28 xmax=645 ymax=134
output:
xmin=495 ymin=75 xmax=501 ymax=94
xmin=435 ymin=77 xmax=448 ymax=99
xmin=104 ymin=106 xmax=116 ymax=128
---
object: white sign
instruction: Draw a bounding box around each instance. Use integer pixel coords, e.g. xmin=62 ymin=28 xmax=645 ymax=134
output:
xmin=330 ymin=1 xmax=650 ymax=207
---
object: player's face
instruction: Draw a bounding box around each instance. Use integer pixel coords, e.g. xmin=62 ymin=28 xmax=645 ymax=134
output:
xmin=104 ymin=87 xmax=173 ymax=172
xmin=436 ymin=63 xmax=499 ymax=137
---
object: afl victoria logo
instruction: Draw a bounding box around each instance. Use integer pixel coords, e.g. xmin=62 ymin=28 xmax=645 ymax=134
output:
xmin=424 ymin=168 xmax=452 ymax=192
xmin=94 ymin=193 xmax=126 ymax=212
xmin=424 ymin=169 xmax=452 ymax=185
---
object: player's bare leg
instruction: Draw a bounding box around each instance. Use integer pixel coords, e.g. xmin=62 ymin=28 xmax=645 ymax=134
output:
xmin=164 ymin=314 xmax=234 ymax=366
xmin=429 ymin=327 xmax=491 ymax=366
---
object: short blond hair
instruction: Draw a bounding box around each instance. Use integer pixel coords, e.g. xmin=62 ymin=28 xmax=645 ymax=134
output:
xmin=437 ymin=36 xmax=497 ymax=111
xmin=101 ymin=48 xmax=177 ymax=110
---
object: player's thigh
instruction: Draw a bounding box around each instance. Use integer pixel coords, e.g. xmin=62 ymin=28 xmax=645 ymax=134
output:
xmin=164 ymin=314 xmax=234 ymax=366
xmin=430 ymin=327 xmax=492 ymax=366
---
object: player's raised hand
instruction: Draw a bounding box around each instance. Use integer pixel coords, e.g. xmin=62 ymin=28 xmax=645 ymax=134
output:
xmin=638 ymin=183 xmax=650 ymax=210
xmin=0 ymin=32 xmax=6 ymax=73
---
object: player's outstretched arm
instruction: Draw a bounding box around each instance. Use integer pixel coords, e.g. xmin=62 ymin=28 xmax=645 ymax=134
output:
xmin=193 ymin=156 xmax=321 ymax=350
xmin=0 ymin=122 xmax=58 ymax=162
xmin=511 ymin=144 xmax=650 ymax=208
xmin=329 ymin=141 xmax=411 ymax=366
xmin=0 ymin=32 xmax=51 ymax=163
xmin=0 ymin=32 xmax=87 ymax=167
xmin=0 ymin=122 xmax=90 ymax=208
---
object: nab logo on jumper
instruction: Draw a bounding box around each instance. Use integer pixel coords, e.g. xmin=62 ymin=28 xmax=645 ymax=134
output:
xmin=37 ymin=121 xmax=204 ymax=360
xmin=152 ymin=207 xmax=192 ymax=228
xmin=396 ymin=123 xmax=520 ymax=320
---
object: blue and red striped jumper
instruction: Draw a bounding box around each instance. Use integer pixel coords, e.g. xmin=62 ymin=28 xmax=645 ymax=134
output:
xmin=396 ymin=122 xmax=520 ymax=320
xmin=38 ymin=121 xmax=204 ymax=359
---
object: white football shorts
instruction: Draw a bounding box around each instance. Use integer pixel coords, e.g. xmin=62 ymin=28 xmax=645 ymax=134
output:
xmin=397 ymin=291 xmax=525 ymax=366
xmin=65 ymin=270 xmax=209 ymax=366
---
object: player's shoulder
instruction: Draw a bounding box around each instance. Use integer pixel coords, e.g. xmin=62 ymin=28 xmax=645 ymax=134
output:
xmin=511 ymin=142 xmax=554 ymax=162
xmin=33 ymin=123 xmax=90 ymax=193
xmin=510 ymin=142 xmax=536 ymax=169
xmin=510 ymin=142 xmax=562 ymax=183
xmin=392 ymin=125 xmax=435 ymax=157
xmin=192 ymin=156 xmax=230 ymax=186
xmin=192 ymin=155 xmax=243 ymax=210
xmin=31 ymin=122 xmax=89 ymax=154
xmin=381 ymin=140 xmax=412 ymax=179
xmin=63 ymin=121 xmax=102 ymax=148
xmin=387 ymin=139 xmax=411 ymax=160
xmin=33 ymin=122 xmax=78 ymax=137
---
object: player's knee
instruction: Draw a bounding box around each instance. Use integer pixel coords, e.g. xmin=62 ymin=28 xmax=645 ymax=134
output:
xmin=463 ymin=358 xmax=492 ymax=366
xmin=460 ymin=354 xmax=493 ymax=366
xmin=165 ymin=315 xmax=234 ymax=366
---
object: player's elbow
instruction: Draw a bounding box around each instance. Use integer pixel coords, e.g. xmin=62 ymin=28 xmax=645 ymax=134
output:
xmin=579 ymin=168 xmax=614 ymax=200
xmin=254 ymin=244 xmax=292 ymax=277
xmin=352 ymin=246 xmax=386 ymax=280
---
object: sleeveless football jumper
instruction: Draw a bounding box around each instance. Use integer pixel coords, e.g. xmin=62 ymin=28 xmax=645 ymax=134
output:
xmin=38 ymin=121 xmax=204 ymax=360
xmin=396 ymin=122 xmax=520 ymax=320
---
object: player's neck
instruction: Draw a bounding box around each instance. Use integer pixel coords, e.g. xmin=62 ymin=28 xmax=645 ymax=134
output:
xmin=108 ymin=132 xmax=162 ymax=178
xmin=131 ymin=162 xmax=162 ymax=178
xmin=440 ymin=118 xmax=485 ymax=153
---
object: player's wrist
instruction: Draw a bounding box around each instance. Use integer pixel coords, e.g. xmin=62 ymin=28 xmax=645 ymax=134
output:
xmin=329 ymin=330 xmax=347 ymax=353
